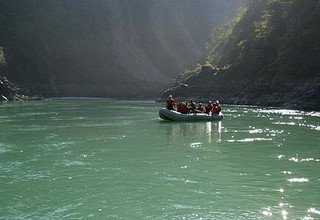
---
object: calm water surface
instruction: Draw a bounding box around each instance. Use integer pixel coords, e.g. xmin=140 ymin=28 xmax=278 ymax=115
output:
xmin=0 ymin=100 xmax=319 ymax=219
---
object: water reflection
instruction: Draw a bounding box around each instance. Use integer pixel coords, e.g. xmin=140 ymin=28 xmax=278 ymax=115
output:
xmin=218 ymin=121 xmax=222 ymax=142
xmin=162 ymin=121 xmax=222 ymax=146
xmin=205 ymin=121 xmax=222 ymax=143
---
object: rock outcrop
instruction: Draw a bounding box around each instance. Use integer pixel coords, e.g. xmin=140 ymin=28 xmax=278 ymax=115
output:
xmin=0 ymin=75 xmax=42 ymax=101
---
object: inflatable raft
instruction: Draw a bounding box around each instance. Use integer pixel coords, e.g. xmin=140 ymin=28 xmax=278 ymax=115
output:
xmin=159 ymin=108 xmax=223 ymax=122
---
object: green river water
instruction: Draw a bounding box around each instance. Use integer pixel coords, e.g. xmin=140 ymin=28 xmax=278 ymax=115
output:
xmin=0 ymin=100 xmax=319 ymax=219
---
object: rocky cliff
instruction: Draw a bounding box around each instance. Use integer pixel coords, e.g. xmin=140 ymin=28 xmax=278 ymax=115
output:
xmin=163 ymin=0 xmax=320 ymax=111
xmin=0 ymin=75 xmax=42 ymax=101
xmin=0 ymin=0 xmax=245 ymax=99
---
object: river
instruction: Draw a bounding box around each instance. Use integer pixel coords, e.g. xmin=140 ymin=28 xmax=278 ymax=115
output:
xmin=0 ymin=100 xmax=319 ymax=219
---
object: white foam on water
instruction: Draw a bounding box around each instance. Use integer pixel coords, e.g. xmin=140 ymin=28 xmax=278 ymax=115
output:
xmin=308 ymin=208 xmax=320 ymax=215
xmin=273 ymin=121 xmax=296 ymax=125
xmin=256 ymin=109 xmax=303 ymax=116
xmin=237 ymin=138 xmax=273 ymax=142
xmin=287 ymin=178 xmax=309 ymax=183
xmin=190 ymin=142 xmax=202 ymax=148
xmin=307 ymin=112 xmax=320 ymax=117
xmin=289 ymin=157 xmax=319 ymax=163
xmin=281 ymin=171 xmax=292 ymax=175
xmin=248 ymin=129 xmax=264 ymax=134
xmin=261 ymin=207 xmax=273 ymax=216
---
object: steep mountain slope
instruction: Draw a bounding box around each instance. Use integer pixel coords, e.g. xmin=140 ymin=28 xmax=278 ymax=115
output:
xmin=0 ymin=0 xmax=245 ymax=98
xmin=164 ymin=0 xmax=320 ymax=110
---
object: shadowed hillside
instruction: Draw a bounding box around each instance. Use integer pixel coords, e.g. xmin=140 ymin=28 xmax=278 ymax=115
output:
xmin=0 ymin=0 xmax=245 ymax=99
xmin=163 ymin=0 xmax=320 ymax=110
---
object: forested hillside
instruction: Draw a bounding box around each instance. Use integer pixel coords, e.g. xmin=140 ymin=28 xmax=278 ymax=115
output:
xmin=164 ymin=0 xmax=320 ymax=110
xmin=0 ymin=0 xmax=245 ymax=99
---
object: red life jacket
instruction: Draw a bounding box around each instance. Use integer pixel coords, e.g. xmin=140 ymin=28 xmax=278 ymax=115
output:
xmin=197 ymin=106 xmax=204 ymax=112
xmin=212 ymin=104 xmax=221 ymax=113
xmin=217 ymin=105 xmax=221 ymax=112
xmin=179 ymin=103 xmax=189 ymax=114
xmin=205 ymin=104 xmax=213 ymax=113
xmin=212 ymin=106 xmax=219 ymax=113
xmin=166 ymin=98 xmax=174 ymax=107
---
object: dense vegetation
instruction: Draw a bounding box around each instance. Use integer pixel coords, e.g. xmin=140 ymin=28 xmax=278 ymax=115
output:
xmin=164 ymin=0 xmax=320 ymax=110
xmin=0 ymin=0 xmax=245 ymax=99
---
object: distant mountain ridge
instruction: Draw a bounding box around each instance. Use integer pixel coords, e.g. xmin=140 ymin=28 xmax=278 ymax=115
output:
xmin=163 ymin=0 xmax=320 ymax=111
xmin=0 ymin=0 xmax=245 ymax=99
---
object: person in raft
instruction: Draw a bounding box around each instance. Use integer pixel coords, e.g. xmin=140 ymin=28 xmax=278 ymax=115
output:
xmin=212 ymin=100 xmax=222 ymax=114
xmin=205 ymin=101 xmax=213 ymax=114
xmin=166 ymin=95 xmax=175 ymax=110
xmin=196 ymin=103 xmax=205 ymax=113
xmin=188 ymin=99 xmax=197 ymax=113
xmin=177 ymin=102 xmax=189 ymax=114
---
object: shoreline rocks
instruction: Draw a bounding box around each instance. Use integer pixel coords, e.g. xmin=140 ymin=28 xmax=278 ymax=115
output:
xmin=0 ymin=76 xmax=43 ymax=102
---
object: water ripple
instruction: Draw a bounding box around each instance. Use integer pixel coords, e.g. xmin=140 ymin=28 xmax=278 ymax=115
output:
xmin=227 ymin=137 xmax=272 ymax=143
xmin=289 ymin=157 xmax=320 ymax=163
xmin=0 ymin=143 xmax=11 ymax=154
xmin=164 ymin=176 xmax=199 ymax=184
xmin=254 ymin=109 xmax=304 ymax=116
xmin=4 ymin=168 xmax=50 ymax=184
xmin=46 ymin=201 xmax=83 ymax=218
xmin=172 ymin=204 xmax=202 ymax=210
xmin=15 ymin=125 xmax=49 ymax=131
xmin=60 ymin=160 xmax=87 ymax=167
xmin=273 ymin=121 xmax=320 ymax=131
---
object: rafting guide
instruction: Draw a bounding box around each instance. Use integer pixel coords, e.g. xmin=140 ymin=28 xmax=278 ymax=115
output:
xmin=166 ymin=95 xmax=175 ymax=110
